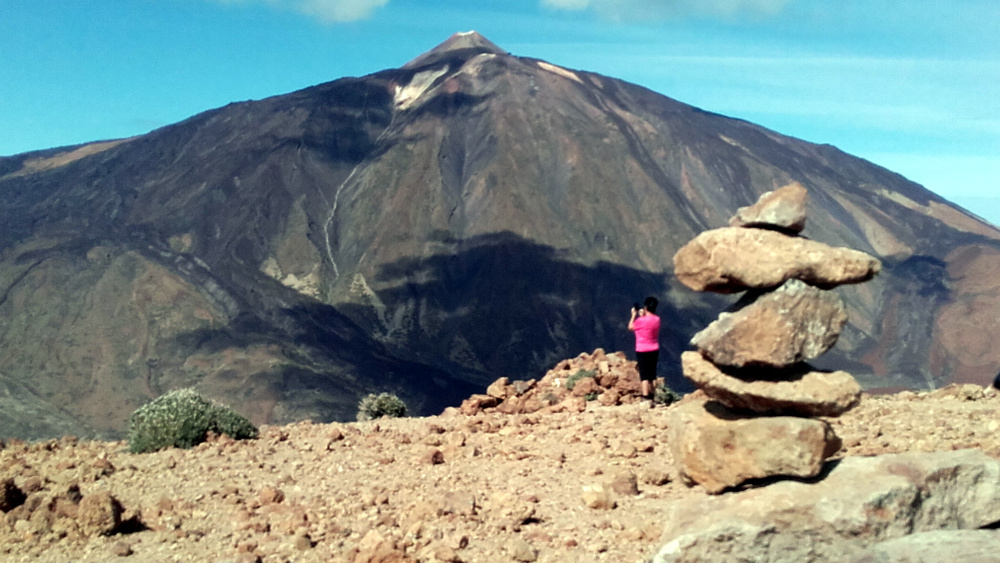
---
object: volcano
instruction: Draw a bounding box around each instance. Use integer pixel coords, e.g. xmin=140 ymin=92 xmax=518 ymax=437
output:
xmin=3 ymin=32 xmax=999 ymax=440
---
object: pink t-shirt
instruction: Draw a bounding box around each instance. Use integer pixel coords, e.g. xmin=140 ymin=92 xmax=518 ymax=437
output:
xmin=633 ymin=314 xmax=660 ymax=352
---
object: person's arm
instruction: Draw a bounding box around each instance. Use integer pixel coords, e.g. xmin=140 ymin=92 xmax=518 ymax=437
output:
xmin=628 ymin=307 xmax=639 ymax=331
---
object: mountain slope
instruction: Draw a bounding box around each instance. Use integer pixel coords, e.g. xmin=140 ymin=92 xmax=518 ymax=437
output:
xmin=2 ymin=32 xmax=999 ymax=439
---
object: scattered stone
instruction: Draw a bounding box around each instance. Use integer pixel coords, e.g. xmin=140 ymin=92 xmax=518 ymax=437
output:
xmin=673 ymin=227 xmax=882 ymax=293
xmin=639 ymin=468 xmax=671 ymax=486
xmin=421 ymin=449 xmax=445 ymax=465
xmin=729 ymin=182 xmax=808 ymax=232
xmin=484 ymin=492 xmax=536 ymax=531
xmin=581 ymin=484 xmax=616 ymax=510
xmin=110 ymin=541 xmax=133 ymax=557
xmin=681 ymin=351 xmax=862 ymax=417
xmin=0 ymin=479 xmax=26 ymax=512
xmin=690 ymin=279 xmax=848 ymax=368
xmin=667 ymin=395 xmax=840 ymax=493
xmin=653 ymin=450 xmax=1000 ymax=563
xmin=353 ymin=529 xmax=407 ymax=563
xmin=418 ymin=541 xmax=462 ymax=562
xmin=258 ymin=486 xmax=285 ymax=505
xmin=77 ymin=491 xmax=123 ymax=536
xmin=608 ymin=471 xmax=639 ymax=496
xmin=442 ymin=491 xmax=476 ymax=517
xmin=509 ymin=539 xmax=538 ymax=562
xmin=293 ymin=532 xmax=312 ymax=551
xmin=459 ymin=394 xmax=500 ymax=416
xmin=487 ymin=377 xmax=513 ymax=400
xmin=20 ymin=476 xmax=44 ymax=494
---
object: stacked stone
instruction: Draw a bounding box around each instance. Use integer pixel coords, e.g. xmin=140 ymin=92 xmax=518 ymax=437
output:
xmin=667 ymin=183 xmax=882 ymax=493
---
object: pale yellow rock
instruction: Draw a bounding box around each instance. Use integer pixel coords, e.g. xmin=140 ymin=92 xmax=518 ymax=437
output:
xmin=673 ymin=227 xmax=881 ymax=293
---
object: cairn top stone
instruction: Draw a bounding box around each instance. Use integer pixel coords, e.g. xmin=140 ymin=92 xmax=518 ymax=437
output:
xmin=690 ymin=278 xmax=848 ymax=368
xmin=729 ymin=182 xmax=808 ymax=233
xmin=681 ymin=351 xmax=861 ymax=417
xmin=673 ymin=227 xmax=881 ymax=293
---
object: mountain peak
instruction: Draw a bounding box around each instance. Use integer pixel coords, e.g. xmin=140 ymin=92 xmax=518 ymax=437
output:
xmin=403 ymin=31 xmax=507 ymax=69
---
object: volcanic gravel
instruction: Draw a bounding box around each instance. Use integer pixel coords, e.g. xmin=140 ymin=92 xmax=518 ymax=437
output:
xmin=2 ymin=384 xmax=999 ymax=563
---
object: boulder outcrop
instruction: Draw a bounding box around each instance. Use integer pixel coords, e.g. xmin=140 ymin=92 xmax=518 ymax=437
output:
xmin=457 ymin=349 xmax=647 ymax=417
xmin=851 ymin=529 xmax=1000 ymax=563
xmin=652 ymin=449 xmax=1000 ymax=563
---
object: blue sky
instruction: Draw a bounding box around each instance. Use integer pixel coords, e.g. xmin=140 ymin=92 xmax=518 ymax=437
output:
xmin=2 ymin=0 xmax=998 ymax=223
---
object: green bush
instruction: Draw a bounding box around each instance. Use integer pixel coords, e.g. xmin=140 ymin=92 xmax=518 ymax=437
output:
xmin=565 ymin=369 xmax=596 ymax=391
xmin=654 ymin=382 xmax=682 ymax=406
xmin=127 ymin=388 xmax=258 ymax=454
xmin=357 ymin=392 xmax=408 ymax=421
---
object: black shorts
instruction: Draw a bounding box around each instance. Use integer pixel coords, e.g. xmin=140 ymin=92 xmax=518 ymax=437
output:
xmin=636 ymin=350 xmax=659 ymax=382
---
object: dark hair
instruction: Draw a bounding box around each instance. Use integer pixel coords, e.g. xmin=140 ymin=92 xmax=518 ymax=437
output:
xmin=644 ymin=296 xmax=658 ymax=314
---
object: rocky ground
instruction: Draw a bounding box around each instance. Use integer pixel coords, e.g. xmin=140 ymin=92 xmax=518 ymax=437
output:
xmin=3 ymin=381 xmax=1000 ymax=563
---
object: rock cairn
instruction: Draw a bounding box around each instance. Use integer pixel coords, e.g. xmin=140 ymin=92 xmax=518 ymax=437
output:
xmin=458 ymin=349 xmax=646 ymax=416
xmin=668 ymin=183 xmax=882 ymax=493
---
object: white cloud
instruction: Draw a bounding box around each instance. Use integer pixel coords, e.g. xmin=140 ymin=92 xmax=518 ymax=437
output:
xmin=541 ymin=0 xmax=793 ymax=20
xmin=296 ymin=0 xmax=389 ymax=23
xmin=208 ymin=0 xmax=389 ymax=23
xmin=541 ymin=0 xmax=590 ymax=9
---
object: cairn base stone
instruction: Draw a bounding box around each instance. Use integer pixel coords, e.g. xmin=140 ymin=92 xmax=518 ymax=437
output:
xmin=668 ymin=394 xmax=840 ymax=494
xmin=681 ymin=351 xmax=861 ymax=417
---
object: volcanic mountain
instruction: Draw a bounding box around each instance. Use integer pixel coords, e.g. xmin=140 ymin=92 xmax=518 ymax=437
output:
xmin=3 ymin=32 xmax=1000 ymax=440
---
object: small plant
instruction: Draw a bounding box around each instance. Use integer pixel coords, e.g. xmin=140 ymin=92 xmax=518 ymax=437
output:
xmin=565 ymin=369 xmax=597 ymax=391
xmin=654 ymin=382 xmax=682 ymax=406
xmin=127 ymin=388 xmax=258 ymax=454
xmin=584 ymin=392 xmax=599 ymax=402
xmin=357 ymin=392 xmax=408 ymax=421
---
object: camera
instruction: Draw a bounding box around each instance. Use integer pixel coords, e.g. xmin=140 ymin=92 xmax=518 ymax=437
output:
xmin=633 ymin=302 xmax=641 ymax=311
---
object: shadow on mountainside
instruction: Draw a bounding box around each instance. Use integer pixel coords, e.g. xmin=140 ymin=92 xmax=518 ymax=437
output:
xmin=158 ymin=294 xmax=481 ymax=423
xmin=338 ymin=231 xmax=727 ymax=393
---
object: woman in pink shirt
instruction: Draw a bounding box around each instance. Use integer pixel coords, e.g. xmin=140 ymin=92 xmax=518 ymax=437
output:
xmin=628 ymin=296 xmax=660 ymax=402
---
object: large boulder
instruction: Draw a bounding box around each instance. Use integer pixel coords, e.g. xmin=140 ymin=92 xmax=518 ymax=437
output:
xmin=851 ymin=529 xmax=1000 ymax=563
xmin=673 ymin=227 xmax=882 ymax=293
xmin=681 ymin=351 xmax=861 ymax=417
xmin=667 ymin=395 xmax=840 ymax=493
xmin=691 ymin=279 xmax=848 ymax=368
xmin=729 ymin=182 xmax=808 ymax=233
xmin=652 ymin=449 xmax=1000 ymax=563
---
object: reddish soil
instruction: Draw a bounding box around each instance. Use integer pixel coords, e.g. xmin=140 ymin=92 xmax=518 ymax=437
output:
xmin=2 ymin=384 xmax=1000 ymax=563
